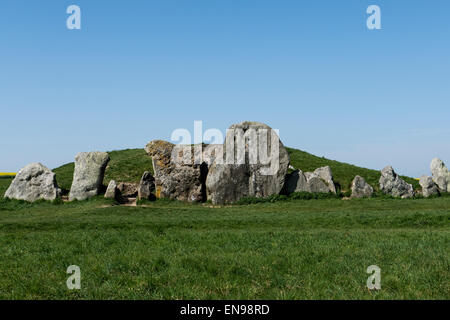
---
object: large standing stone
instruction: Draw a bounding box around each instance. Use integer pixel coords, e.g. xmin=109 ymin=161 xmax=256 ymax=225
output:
xmin=351 ymin=175 xmax=374 ymax=198
xmin=69 ymin=152 xmax=110 ymax=201
xmin=206 ymin=121 xmax=290 ymax=204
xmin=137 ymin=171 xmax=155 ymax=201
xmin=145 ymin=140 xmax=208 ymax=202
xmin=379 ymin=166 xmax=414 ymax=198
xmin=431 ymin=158 xmax=450 ymax=193
xmin=419 ymin=176 xmax=439 ymax=198
xmin=284 ymin=166 xmax=336 ymax=194
xmin=4 ymin=163 xmax=61 ymax=202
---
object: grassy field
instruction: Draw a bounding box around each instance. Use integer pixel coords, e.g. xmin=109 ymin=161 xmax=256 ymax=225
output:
xmin=0 ymin=175 xmax=449 ymax=299
xmin=1 ymin=149 xmax=447 ymax=300
xmin=0 ymin=177 xmax=13 ymax=198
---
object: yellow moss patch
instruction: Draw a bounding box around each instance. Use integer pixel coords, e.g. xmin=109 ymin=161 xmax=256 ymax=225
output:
xmin=156 ymin=186 xmax=162 ymax=198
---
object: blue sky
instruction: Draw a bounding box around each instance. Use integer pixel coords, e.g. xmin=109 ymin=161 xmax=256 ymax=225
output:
xmin=1 ymin=0 xmax=449 ymax=177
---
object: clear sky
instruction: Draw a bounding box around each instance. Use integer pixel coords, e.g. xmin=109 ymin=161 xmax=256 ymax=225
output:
xmin=1 ymin=0 xmax=449 ymax=177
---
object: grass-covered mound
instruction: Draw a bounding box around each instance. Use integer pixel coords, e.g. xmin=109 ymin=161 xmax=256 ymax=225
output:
xmin=53 ymin=149 xmax=153 ymax=192
xmin=286 ymin=147 xmax=419 ymax=191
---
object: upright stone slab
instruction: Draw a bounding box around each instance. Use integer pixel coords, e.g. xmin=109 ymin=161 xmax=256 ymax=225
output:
xmin=137 ymin=171 xmax=155 ymax=201
xmin=69 ymin=152 xmax=110 ymax=201
xmin=4 ymin=163 xmax=61 ymax=202
xmin=419 ymin=175 xmax=439 ymax=198
xmin=104 ymin=180 xmax=118 ymax=199
xmin=351 ymin=175 xmax=374 ymax=198
xmin=431 ymin=158 xmax=450 ymax=193
xmin=206 ymin=121 xmax=290 ymax=204
xmin=379 ymin=166 xmax=414 ymax=198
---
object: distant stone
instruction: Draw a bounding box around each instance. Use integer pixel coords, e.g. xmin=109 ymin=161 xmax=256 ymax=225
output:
xmin=69 ymin=152 xmax=110 ymax=201
xmin=206 ymin=121 xmax=290 ymax=204
xmin=312 ymin=166 xmax=337 ymax=194
xmin=379 ymin=166 xmax=414 ymax=198
xmin=104 ymin=180 xmax=118 ymax=199
xmin=430 ymin=158 xmax=450 ymax=193
xmin=307 ymin=176 xmax=331 ymax=193
xmin=351 ymin=175 xmax=373 ymax=198
xmin=4 ymin=163 xmax=61 ymax=202
xmin=117 ymin=182 xmax=138 ymax=197
xmin=137 ymin=171 xmax=155 ymax=201
xmin=419 ymin=175 xmax=439 ymax=198
xmin=284 ymin=166 xmax=336 ymax=194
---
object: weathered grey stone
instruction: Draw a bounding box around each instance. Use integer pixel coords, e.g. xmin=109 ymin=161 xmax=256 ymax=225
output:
xmin=283 ymin=169 xmax=308 ymax=194
xmin=419 ymin=175 xmax=439 ymax=198
xmin=431 ymin=158 xmax=450 ymax=193
xmin=137 ymin=171 xmax=155 ymax=201
xmin=145 ymin=140 xmax=207 ymax=202
xmin=69 ymin=152 xmax=110 ymax=201
xmin=284 ymin=166 xmax=336 ymax=194
xmin=307 ymin=176 xmax=330 ymax=193
xmin=351 ymin=175 xmax=373 ymax=198
xmin=4 ymin=163 xmax=61 ymax=202
xmin=200 ymin=144 xmax=223 ymax=167
xmin=304 ymin=172 xmax=315 ymax=181
xmin=117 ymin=182 xmax=138 ymax=197
xmin=104 ymin=180 xmax=118 ymax=199
xmin=312 ymin=166 xmax=337 ymax=194
xmin=379 ymin=166 xmax=414 ymax=198
xmin=205 ymin=164 xmax=251 ymax=204
xmin=206 ymin=121 xmax=290 ymax=204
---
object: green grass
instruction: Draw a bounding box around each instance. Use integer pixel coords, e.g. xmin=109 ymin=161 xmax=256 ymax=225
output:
xmin=0 ymin=196 xmax=448 ymax=299
xmin=0 ymin=177 xmax=13 ymax=198
xmin=53 ymin=149 xmax=153 ymax=192
xmin=1 ymin=148 xmax=446 ymax=299
xmin=287 ymin=147 xmax=419 ymax=192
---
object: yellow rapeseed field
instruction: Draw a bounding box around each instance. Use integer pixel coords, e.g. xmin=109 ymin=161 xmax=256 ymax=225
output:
xmin=0 ymin=173 xmax=16 ymax=176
